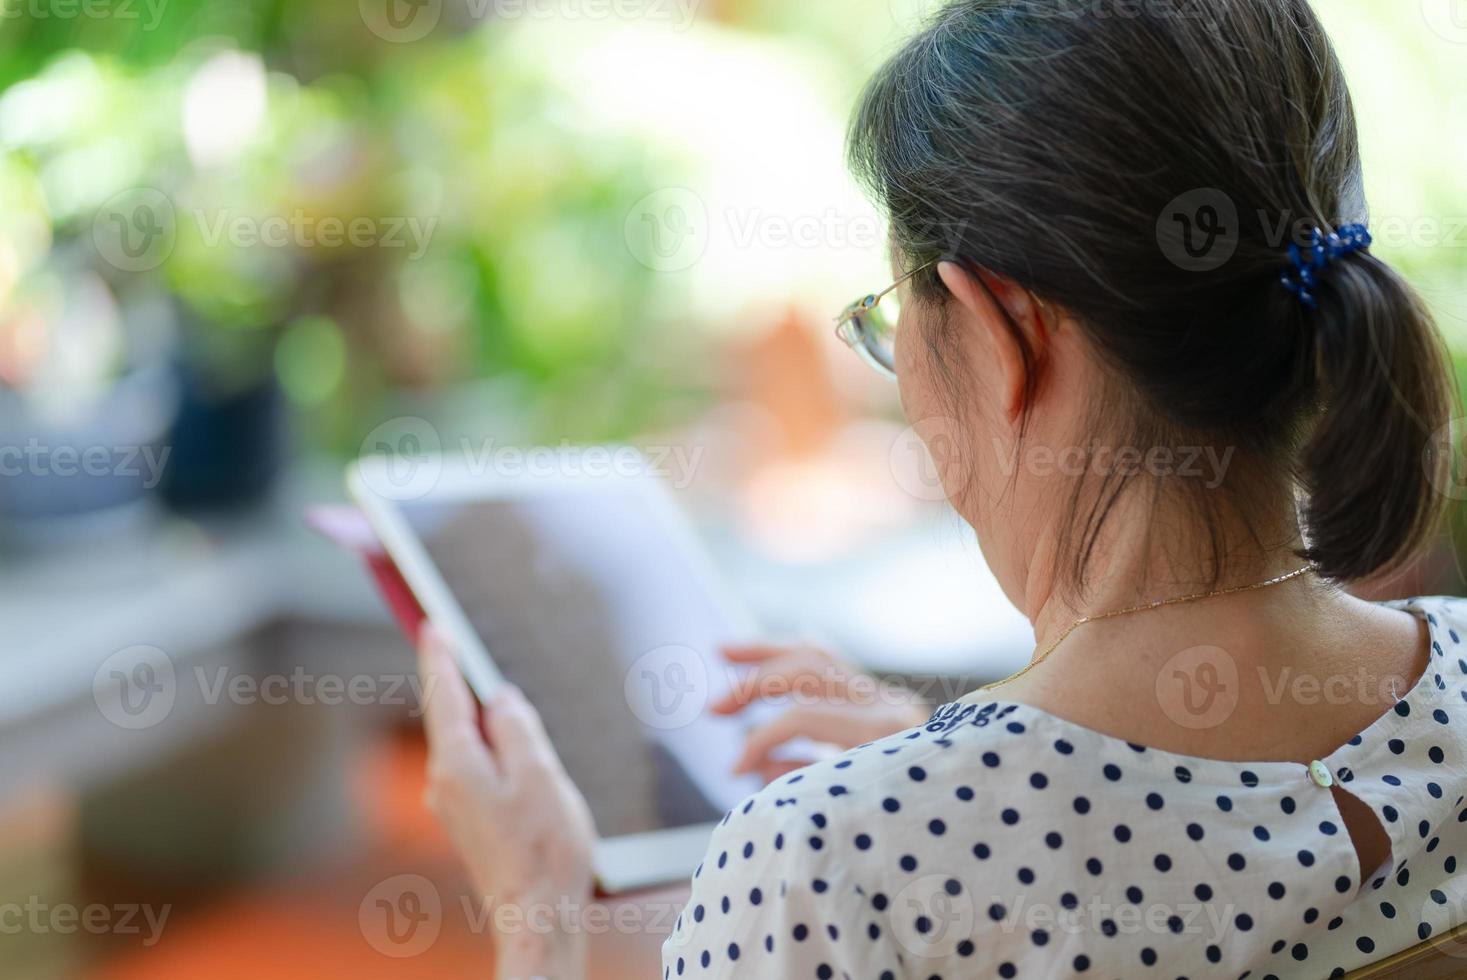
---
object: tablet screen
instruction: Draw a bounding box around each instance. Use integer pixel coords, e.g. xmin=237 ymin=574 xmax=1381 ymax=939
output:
xmin=398 ymin=486 xmax=763 ymax=837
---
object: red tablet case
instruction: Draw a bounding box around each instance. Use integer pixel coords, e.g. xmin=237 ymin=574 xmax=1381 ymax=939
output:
xmin=305 ymin=505 xmax=427 ymax=644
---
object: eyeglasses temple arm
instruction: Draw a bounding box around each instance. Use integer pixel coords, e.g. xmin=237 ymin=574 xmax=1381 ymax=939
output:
xmin=835 ymin=258 xmax=941 ymax=324
xmin=875 ymin=259 xmax=938 ymax=302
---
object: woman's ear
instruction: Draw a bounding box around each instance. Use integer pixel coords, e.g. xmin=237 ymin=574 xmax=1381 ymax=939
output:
xmin=936 ymin=261 xmax=1049 ymax=421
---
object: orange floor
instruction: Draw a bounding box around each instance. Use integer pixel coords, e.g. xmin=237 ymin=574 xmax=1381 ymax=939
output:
xmin=89 ymin=730 xmax=493 ymax=980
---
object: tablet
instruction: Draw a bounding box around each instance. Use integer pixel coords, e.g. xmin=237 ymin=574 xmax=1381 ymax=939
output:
xmin=347 ymin=451 xmax=768 ymax=893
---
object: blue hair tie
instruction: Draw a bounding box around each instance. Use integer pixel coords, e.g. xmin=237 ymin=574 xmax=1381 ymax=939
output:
xmin=1280 ymin=224 xmax=1372 ymax=311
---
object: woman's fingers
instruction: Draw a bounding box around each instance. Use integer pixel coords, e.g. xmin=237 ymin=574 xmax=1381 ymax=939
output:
xmin=732 ymin=704 xmax=877 ymax=775
xmin=418 ymin=625 xmax=498 ymax=783
xmin=720 ymin=643 xmax=790 ymax=664
xmin=419 ymin=626 xmax=478 ymax=744
xmin=711 ymin=644 xmax=842 ymax=715
xmin=756 ymin=758 xmax=816 ymax=784
xmin=484 ymin=685 xmax=560 ymax=782
xmin=482 ymin=686 xmax=598 ymax=849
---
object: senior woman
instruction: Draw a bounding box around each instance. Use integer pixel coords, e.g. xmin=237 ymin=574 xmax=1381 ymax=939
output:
xmin=417 ymin=0 xmax=1466 ymax=976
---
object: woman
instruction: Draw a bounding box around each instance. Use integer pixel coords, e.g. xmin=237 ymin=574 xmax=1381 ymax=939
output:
xmin=418 ymin=0 xmax=1465 ymax=975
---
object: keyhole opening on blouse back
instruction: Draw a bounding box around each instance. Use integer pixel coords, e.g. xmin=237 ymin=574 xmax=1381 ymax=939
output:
xmin=1331 ymin=783 xmax=1393 ymax=887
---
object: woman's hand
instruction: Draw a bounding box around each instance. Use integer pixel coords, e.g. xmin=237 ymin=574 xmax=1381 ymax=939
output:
xmin=417 ymin=625 xmax=596 ymax=980
xmin=712 ymin=643 xmax=931 ymax=783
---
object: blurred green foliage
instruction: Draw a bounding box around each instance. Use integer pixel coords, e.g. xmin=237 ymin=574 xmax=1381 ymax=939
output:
xmin=0 ymin=0 xmax=1463 ymax=458
xmin=0 ymin=8 xmax=728 ymax=450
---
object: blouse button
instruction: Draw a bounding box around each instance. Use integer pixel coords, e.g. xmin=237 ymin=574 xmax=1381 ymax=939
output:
xmin=1308 ymin=760 xmax=1335 ymax=789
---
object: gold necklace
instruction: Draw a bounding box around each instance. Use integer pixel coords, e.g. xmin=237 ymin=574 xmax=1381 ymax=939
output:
xmin=983 ymin=564 xmax=1316 ymax=692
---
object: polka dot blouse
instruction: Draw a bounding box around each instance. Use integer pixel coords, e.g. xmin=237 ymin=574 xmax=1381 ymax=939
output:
xmin=662 ymin=597 xmax=1467 ymax=978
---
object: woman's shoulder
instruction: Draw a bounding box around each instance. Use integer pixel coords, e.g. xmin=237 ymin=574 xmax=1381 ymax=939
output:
xmin=715 ymin=700 xmax=1048 ymax=845
xmin=1399 ymin=594 xmax=1467 ymax=631
xmin=669 ymin=701 xmax=1118 ymax=976
xmin=665 ymin=704 xmax=1041 ymax=979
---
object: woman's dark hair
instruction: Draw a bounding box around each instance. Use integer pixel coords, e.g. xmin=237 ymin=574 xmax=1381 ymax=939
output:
xmin=849 ymin=0 xmax=1454 ymax=587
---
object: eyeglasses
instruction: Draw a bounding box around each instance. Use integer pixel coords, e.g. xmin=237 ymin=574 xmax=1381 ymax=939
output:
xmin=833 ymin=260 xmax=935 ymax=379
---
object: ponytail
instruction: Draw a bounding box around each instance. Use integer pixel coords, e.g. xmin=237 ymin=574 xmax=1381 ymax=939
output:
xmin=847 ymin=0 xmax=1458 ymax=592
xmin=1297 ymin=251 xmax=1453 ymax=581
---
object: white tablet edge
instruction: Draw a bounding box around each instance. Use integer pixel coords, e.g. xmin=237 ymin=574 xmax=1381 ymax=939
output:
xmin=345 ymin=449 xmax=747 ymax=893
xmin=348 ymin=457 xmax=506 ymax=703
xmin=592 ymin=821 xmax=721 ymax=896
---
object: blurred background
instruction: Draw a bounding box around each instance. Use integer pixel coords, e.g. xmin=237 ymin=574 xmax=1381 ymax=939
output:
xmin=1 ymin=0 xmax=1464 ymax=977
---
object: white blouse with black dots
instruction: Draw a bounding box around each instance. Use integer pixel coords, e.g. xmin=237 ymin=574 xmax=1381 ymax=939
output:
xmin=662 ymin=597 xmax=1467 ymax=979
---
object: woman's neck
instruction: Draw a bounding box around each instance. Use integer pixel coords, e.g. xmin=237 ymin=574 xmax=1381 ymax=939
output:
xmin=1021 ymin=489 xmax=1309 ymax=657
xmin=987 ymin=488 xmax=1429 ymax=763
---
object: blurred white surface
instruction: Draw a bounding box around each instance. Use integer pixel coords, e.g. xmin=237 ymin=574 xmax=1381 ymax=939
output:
xmin=0 ymin=466 xmax=1030 ymax=749
xmin=707 ymin=512 xmax=1032 ymax=682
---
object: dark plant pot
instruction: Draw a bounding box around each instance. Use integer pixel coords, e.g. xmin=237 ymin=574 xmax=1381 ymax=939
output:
xmin=158 ymin=364 xmax=287 ymax=511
